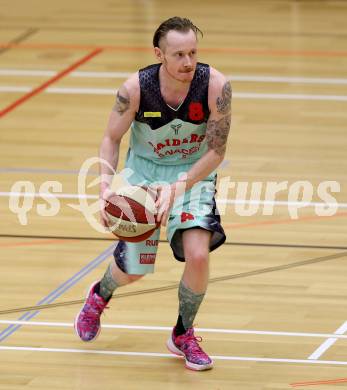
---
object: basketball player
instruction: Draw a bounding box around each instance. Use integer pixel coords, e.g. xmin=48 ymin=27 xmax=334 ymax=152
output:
xmin=75 ymin=16 xmax=231 ymax=371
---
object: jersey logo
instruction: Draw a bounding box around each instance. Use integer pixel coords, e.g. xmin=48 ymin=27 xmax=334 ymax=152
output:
xmin=181 ymin=212 xmax=195 ymax=223
xmin=188 ymin=102 xmax=204 ymax=121
xmin=170 ymin=123 xmax=182 ymax=135
xmin=144 ymin=112 xmax=161 ymax=118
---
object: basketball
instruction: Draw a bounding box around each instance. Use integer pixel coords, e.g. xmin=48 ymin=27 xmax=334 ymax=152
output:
xmin=104 ymin=185 xmax=160 ymax=242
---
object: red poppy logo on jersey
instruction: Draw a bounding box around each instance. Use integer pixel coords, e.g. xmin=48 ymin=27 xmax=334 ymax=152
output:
xmin=188 ymin=102 xmax=204 ymax=121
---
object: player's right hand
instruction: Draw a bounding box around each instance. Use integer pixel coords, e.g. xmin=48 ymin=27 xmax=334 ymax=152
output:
xmin=100 ymin=186 xmax=114 ymax=228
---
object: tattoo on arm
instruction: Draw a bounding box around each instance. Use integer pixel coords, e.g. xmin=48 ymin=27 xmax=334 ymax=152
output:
xmin=206 ymin=114 xmax=231 ymax=156
xmin=113 ymin=88 xmax=130 ymax=115
xmin=207 ymin=81 xmax=232 ymax=156
xmin=216 ymin=81 xmax=232 ymax=114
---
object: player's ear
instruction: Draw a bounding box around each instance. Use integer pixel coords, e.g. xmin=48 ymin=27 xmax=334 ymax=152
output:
xmin=154 ymin=47 xmax=164 ymax=63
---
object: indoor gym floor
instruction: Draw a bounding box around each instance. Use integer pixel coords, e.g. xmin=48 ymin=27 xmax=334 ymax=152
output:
xmin=0 ymin=1 xmax=347 ymax=389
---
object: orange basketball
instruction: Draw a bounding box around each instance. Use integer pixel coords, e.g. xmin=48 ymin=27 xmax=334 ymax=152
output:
xmin=104 ymin=185 xmax=160 ymax=242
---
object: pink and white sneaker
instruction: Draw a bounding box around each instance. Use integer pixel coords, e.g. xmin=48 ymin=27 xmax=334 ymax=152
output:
xmin=167 ymin=327 xmax=213 ymax=371
xmin=74 ymin=281 xmax=108 ymax=342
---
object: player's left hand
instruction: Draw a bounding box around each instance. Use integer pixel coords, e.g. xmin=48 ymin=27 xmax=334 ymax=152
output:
xmin=155 ymin=183 xmax=175 ymax=226
xmin=155 ymin=181 xmax=186 ymax=226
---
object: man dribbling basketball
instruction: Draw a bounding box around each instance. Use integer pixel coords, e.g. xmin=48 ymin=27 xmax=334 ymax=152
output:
xmin=75 ymin=16 xmax=231 ymax=371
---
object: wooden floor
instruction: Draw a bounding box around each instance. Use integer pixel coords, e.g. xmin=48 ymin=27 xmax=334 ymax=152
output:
xmin=1 ymin=0 xmax=347 ymax=389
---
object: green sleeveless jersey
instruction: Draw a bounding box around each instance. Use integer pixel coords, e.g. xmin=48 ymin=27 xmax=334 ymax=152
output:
xmin=129 ymin=63 xmax=210 ymax=166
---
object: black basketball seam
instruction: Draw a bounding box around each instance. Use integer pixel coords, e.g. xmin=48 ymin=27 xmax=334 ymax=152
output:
xmin=106 ymin=192 xmax=156 ymax=224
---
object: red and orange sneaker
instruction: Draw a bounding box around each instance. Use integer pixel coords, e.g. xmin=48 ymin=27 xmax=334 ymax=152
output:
xmin=167 ymin=327 xmax=213 ymax=371
xmin=74 ymin=281 xmax=108 ymax=342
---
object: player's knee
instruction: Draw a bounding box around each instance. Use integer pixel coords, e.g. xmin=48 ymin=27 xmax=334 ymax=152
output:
xmin=186 ymin=250 xmax=209 ymax=270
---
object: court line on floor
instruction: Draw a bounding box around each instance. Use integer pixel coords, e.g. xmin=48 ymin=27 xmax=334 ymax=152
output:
xmin=2 ymin=190 xmax=347 ymax=229
xmin=0 ymin=48 xmax=103 ymax=117
xmin=225 ymin=212 xmax=347 ymax=230
xmin=307 ymin=320 xmax=347 ymax=361
xmin=0 ymin=238 xmax=73 ymax=248
xmin=1 ymin=191 xmax=347 ymax=209
xmin=4 ymin=191 xmax=347 ymax=231
xmin=291 ymin=377 xmax=347 ymax=387
xmin=0 ymin=191 xmax=97 ymax=199
xmin=226 ymin=242 xmax=347 ymax=251
xmin=1 ymin=85 xmax=347 ymax=101
xmin=2 ymin=320 xmax=347 ymax=340
xmin=2 ymin=69 xmax=347 ymax=85
xmin=1 ymin=344 xmax=347 ymax=366
xmin=1 ymin=24 xmax=346 ymax=39
xmin=1 ymin=250 xmax=346 ymax=316
xmin=0 ymin=167 xmax=98 ymax=175
xmin=1 ymin=42 xmax=347 ymax=57
xmin=0 ymin=245 xmax=114 ymax=342
xmin=1 ymin=234 xmax=346 ymax=251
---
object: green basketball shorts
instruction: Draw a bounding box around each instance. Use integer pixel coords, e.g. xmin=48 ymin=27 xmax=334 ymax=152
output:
xmin=112 ymin=150 xmax=226 ymax=275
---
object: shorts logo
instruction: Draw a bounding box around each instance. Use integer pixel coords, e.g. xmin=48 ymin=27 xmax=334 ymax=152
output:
xmin=181 ymin=212 xmax=195 ymax=223
xmin=146 ymin=239 xmax=158 ymax=246
xmin=188 ymin=102 xmax=204 ymax=121
xmin=139 ymin=253 xmax=156 ymax=264
xmin=144 ymin=112 xmax=161 ymax=118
